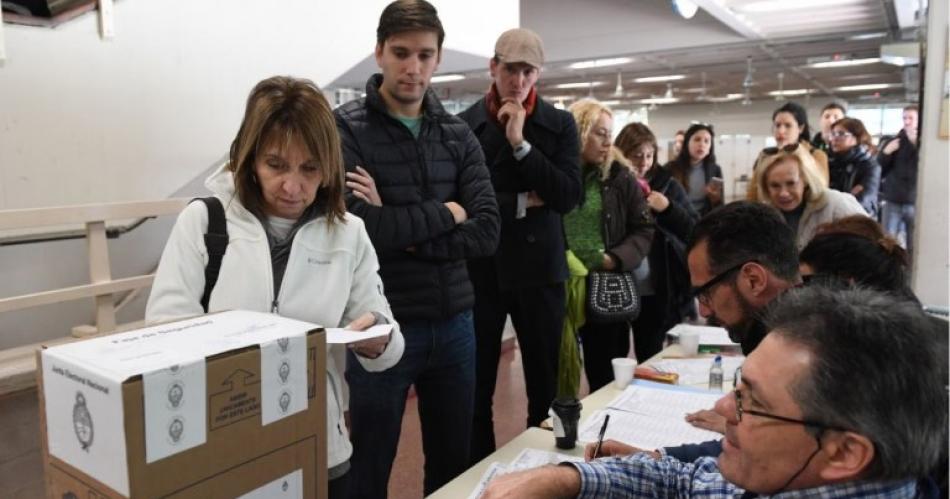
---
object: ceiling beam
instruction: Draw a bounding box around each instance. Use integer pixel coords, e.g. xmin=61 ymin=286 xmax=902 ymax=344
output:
xmin=691 ymin=0 xmax=763 ymax=40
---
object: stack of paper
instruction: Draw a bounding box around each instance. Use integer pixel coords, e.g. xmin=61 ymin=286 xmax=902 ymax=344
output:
xmin=467 ymin=449 xmax=583 ymax=499
xmin=666 ymin=324 xmax=736 ymax=346
xmin=577 ymin=383 xmax=724 ymax=451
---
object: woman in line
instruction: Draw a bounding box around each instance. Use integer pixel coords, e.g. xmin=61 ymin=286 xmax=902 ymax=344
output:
xmin=747 ymin=102 xmax=828 ymax=200
xmin=828 ymin=117 xmax=881 ymax=217
xmin=565 ymin=99 xmax=654 ymax=391
xmin=146 ymin=76 xmax=404 ymax=499
xmin=799 ymin=215 xmax=915 ymax=301
xmin=614 ymin=123 xmax=697 ymax=362
xmin=754 ymin=146 xmax=866 ymax=250
xmin=665 ymin=123 xmax=722 ymax=215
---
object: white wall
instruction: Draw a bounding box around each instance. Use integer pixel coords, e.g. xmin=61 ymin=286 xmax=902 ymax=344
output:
xmin=0 ymin=0 xmax=517 ymax=348
xmin=911 ymin=0 xmax=949 ymax=307
xmin=0 ymin=0 xmax=516 ymax=211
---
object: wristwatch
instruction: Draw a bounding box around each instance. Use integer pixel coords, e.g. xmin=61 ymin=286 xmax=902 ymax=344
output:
xmin=512 ymin=140 xmax=532 ymax=160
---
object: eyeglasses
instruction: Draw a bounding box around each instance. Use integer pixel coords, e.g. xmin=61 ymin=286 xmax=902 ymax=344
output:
xmin=733 ymin=367 xmax=846 ymax=431
xmin=690 ymin=260 xmax=754 ymax=306
xmin=762 ymin=143 xmax=801 ymax=155
xmin=830 ymin=130 xmax=853 ymax=139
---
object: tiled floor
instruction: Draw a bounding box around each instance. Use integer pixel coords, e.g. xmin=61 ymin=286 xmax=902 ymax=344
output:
xmin=386 ymin=341 xmax=590 ymax=498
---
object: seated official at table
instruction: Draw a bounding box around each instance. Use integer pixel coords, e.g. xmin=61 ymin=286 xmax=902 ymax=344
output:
xmin=482 ymin=286 xmax=947 ymax=498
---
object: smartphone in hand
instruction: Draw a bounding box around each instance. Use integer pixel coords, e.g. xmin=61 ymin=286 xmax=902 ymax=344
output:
xmin=708 ymin=176 xmax=724 ymax=191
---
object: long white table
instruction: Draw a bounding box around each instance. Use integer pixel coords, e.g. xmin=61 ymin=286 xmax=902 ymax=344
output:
xmin=428 ymin=342 xmax=727 ymax=498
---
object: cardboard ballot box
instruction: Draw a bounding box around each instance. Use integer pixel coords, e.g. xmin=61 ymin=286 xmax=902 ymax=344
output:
xmin=37 ymin=311 xmax=327 ymax=498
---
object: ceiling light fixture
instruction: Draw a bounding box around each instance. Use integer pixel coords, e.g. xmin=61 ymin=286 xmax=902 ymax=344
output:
xmin=808 ymin=57 xmax=881 ymax=69
xmin=568 ymin=57 xmax=633 ymax=70
xmin=768 ymin=88 xmax=812 ymax=96
xmin=835 ymin=83 xmax=901 ymax=91
xmin=848 ymin=32 xmax=887 ymax=41
xmin=553 ymin=81 xmax=608 ymax=89
xmin=614 ymin=72 xmax=624 ymax=97
xmin=634 ymin=74 xmax=686 ymax=83
xmin=671 ymin=0 xmax=700 ymax=19
xmin=774 ymin=72 xmax=785 ymax=101
xmin=430 ymin=74 xmax=466 ymax=83
xmin=637 ymin=97 xmax=680 ymax=104
xmin=739 ymin=0 xmax=861 ymax=13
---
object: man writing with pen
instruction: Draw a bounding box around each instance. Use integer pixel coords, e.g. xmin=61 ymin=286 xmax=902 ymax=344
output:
xmin=482 ymin=286 xmax=946 ymax=498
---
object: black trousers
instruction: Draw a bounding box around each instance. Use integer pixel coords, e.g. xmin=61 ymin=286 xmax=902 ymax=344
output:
xmin=469 ymin=275 xmax=565 ymax=464
xmin=631 ymin=295 xmax=666 ymax=362
xmin=580 ymin=320 xmax=631 ymax=392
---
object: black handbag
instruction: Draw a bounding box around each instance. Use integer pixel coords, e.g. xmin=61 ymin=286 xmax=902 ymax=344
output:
xmin=586 ymin=270 xmax=641 ymax=323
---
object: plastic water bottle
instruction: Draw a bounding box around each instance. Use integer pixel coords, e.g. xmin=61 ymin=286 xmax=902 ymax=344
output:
xmin=708 ymin=355 xmax=724 ymax=391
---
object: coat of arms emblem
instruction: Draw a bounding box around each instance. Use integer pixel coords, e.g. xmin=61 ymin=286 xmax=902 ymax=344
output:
xmin=72 ymin=391 xmax=94 ymax=451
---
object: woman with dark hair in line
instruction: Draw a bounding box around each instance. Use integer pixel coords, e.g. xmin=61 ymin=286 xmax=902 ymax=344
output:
xmin=614 ymin=122 xmax=697 ymax=362
xmin=565 ymin=99 xmax=654 ymax=391
xmin=665 ymin=123 xmax=722 ymax=215
xmin=146 ymin=76 xmax=404 ymax=499
xmin=828 ymin=117 xmax=881 ymax=217
xmin=799 ymin=215 xmax=916 ymax=301
xmin=747 ymin=102 xmax=829 ymax=200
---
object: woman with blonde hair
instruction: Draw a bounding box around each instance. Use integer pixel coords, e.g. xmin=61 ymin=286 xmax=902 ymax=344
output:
xmin=755 ymin=145 xmax=866 ymax=249
xmin=147 ymin=76 xmax=404 ymax=498
xmin=746 ymin=101 xmax=829 ymax=201
xmin=564 ymin=99 xmax=653 ymax=391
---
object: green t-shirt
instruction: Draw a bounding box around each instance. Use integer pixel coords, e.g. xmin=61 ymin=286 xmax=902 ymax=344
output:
xmin=564 ymin=169 xmax=604 ymax=270
xmin=393 ymin=114 xmax=422 ymax=138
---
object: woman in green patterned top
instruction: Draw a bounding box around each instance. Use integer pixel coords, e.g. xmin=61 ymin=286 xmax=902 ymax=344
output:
xmin=564 ymin=99 xmax=654 ymax=391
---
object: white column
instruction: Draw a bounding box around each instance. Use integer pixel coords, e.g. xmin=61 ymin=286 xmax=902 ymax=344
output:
xmin=911 ymin=0 xmax=949 ymax=307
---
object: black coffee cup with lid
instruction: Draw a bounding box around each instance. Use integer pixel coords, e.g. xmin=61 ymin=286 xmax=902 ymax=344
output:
xmin=550 ymin=397 xmax=582 ymax=449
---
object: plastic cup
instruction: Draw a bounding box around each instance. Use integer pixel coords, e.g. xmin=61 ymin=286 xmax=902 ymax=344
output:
xmin=611 ymin=357 xmax=637 ymax=389
xmin=550 ymin=398 xmax=582 ymax=449
xmin=679 ymin=330 xmax=700 ymax=357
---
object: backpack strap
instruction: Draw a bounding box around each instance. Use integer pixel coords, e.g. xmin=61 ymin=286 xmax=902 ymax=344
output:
xmin=191 ymin=197 xmax=229 ymax=313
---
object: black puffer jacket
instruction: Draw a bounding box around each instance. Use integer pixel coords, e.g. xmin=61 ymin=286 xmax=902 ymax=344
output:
xmin=829 ymin=145 xmax=881 ymax=216
xmin=878 ymin=129 xmax=919 ymax=204
xmin=334 ymin=74 xmax=500 ymax=320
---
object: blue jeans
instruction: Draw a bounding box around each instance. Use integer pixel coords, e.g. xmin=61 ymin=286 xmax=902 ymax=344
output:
xmin=882 ymin=201 xmax=915 ymax=256
xmin=345 ymin=310 xmax=475 ymax=498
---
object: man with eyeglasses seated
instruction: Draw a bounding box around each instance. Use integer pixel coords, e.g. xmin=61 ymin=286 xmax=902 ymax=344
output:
xmin=482 ymin=286 xmax=947 ymax=498
xmin=687 ymin=201 xmax=800 ymax=356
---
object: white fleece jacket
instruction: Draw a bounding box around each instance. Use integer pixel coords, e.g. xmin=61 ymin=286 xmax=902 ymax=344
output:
xmin=146 ymin=164 xmax=404 ymax=470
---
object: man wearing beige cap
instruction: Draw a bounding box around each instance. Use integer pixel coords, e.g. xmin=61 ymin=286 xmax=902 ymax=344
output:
xmin=459 ymin=27 xmax=581 ymax=464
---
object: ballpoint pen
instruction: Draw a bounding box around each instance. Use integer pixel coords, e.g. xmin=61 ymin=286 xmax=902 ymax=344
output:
xmin=591 ymin=413 xmax=610 ymax=458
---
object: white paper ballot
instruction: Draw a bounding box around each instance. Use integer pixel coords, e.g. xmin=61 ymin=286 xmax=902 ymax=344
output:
xmin=467 ymin=462 xmax=509 ymax=499
xmin=667 ymin=324 xmax=737 ymax=346
xmin=325 ymin=324 xmax=393 ymax=344
xmin=143 ymin=357 xmax=207 ymax=463
xmin=508 ymin=448 xmax=583 ymax=471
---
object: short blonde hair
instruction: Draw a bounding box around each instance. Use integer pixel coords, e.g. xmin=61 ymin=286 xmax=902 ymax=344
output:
xmin=569 ymin=98 xmax=630 ymax=178
xmin=756 ymin=146 xmax=826 ymax=206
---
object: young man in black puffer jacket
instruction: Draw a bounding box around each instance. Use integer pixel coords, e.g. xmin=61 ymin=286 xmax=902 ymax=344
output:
xmin=333 ymin=1 xmax=499 ymax=497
